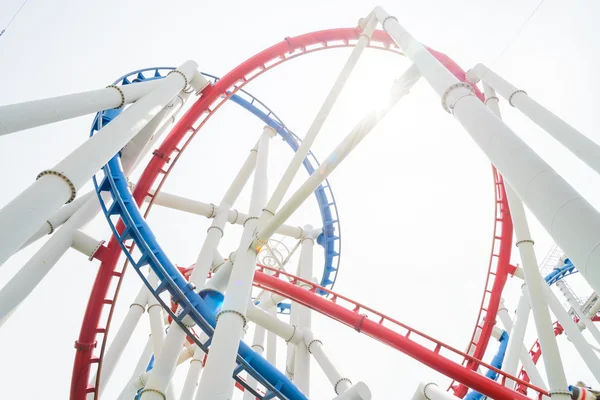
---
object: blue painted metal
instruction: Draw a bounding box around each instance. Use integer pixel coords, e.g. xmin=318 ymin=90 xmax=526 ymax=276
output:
xmin=91 ymin=68 xmax=319 ymax=399
xmin=465 ymin=331 xmax=509 ymax=400
xmin=146 ymin=355 xmax=155 ymax=373
xmin=104 ymin=68 xmax=341 ymax=297
xmin=545 ymin=258 xmax=578 ymax=286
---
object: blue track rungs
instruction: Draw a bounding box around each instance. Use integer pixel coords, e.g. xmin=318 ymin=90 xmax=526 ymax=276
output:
xmin=98 ymin=177 xmax=111 ymax=192
xmin=233 ymin=363 xmax=245 ymax=377
xmin=107 ymin=202 xmax=122 ymax=216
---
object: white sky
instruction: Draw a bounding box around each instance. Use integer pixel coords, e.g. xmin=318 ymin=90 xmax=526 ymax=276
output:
xmin=1 ymin=0 xmax=600 ymax=398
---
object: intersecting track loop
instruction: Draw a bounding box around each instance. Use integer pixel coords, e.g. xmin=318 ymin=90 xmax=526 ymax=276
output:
xmin=72 ymin=27 xmax=514 ymax=399
xmin=251 ymin=264 xmax=548 ymax=400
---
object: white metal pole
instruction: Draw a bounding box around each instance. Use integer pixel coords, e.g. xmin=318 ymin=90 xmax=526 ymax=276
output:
xmin=499 ymin=288 xmax=535 ymax=388
xmin=71 ymin=230 xmax=104 ymax=259
xmin=0 ymin=194 xmax=100 ymax=327
xmin=480 ymin=82 xmax=569 ymax=397
xmin=255 ymin=14 xmax=378 ymax=237
xmin=92 ymin=286 xmax=148 ymax=397
xmin=141 ymin=139 xmax=259 ymax=400
xmin=242 ymin=323 xmax=267 ymax=400
xmin=149 ymin=191 xmax=304 ymax=239
xmin=411 ymin=382 xmax=459 ymax=400
xmin=332 ymin=382 xmax=372 ymax=400
xmin=196 ymin=127 xmax=275 ymax=399
xmin=179 ymin=346 xmax=206 ymax=400
xmin=117 ymin=335 xmax=154 ymax=400
xmin=375 ymin=6 xmax=600 ymax=303
xmin=267 ymin=307 xmax=278 ymax=366
xmin=254 ymin=66 xmax=420 ymax=245
xmin=0 ymin=79 xmax=163 ymax=136
xmin=304 ymin=329 xmax=353 ymax=396
xmin=556 ymin=279 xmax=600 ymax=346
xmin=468 ymin=64 xmax=600 ymax=177
xmin=0 ymin=61 xmax=198 ymax=267
xmin=541 ymin=282 xmax=600 ymax=381
xmin=20 ymin=190 xmax=96 ymax=250
xmin=293 ymin=230 xmax=315 ymax=395
xmin=497 ymin=298 xmax=547 ymax=390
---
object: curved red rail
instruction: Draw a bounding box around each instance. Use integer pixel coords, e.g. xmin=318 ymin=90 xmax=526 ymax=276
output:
xmin=252 ymin=264 xmax=547 ymax=399
xmin=72 ymin=26 xmax=504 ymax=399
xmin=515 ymin=321 xmax=564 ymax=394
xmin=449 ymin=167 xmax=514 ymax=397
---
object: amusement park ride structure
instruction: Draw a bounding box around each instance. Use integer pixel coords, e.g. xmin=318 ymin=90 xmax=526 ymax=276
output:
xmin=1 ymin=5 xmax=600 ymax=400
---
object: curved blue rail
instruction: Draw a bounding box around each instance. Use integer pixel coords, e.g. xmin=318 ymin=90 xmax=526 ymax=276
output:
xmin=97 ymin=68 xmax=341 ymax=296
xmin=545 ymin=258 xmax=577 ymax=286
xmin=92 ymin=68 xmax=317 ymax=399
xmin=465 ymin=331 xmax=509 ymax=400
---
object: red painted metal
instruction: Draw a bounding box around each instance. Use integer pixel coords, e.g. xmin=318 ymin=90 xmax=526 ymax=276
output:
xmin=72 ymin=26 xmax=505 ymax=399
xmin=516 ymin=321 xmax=565 ymax=394
xmin=252 ymin=264 xmax=547 ymax=400
xmin=449 ymin=167 xmax=514 ymax=397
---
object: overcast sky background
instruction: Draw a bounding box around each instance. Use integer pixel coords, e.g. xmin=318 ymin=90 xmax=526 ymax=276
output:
xmin=1 ymin=0 xmax=600 ymax=398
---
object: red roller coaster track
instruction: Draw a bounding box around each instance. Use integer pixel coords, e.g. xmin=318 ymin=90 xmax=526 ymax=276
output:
xmin=71 ymin=26 xmax=514 ymax=399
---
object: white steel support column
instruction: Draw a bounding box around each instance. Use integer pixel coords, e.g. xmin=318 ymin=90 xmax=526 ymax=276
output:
xmin=117 ymin=336 xmax=154 ymax=400
xmin=267 ymin=307 xmax=278 ymax=365
xmin=254 ymin=14 xmax=378 ymax=237
xmin=376 ymin=5 xmax=600 ymax=310
xmin=150 ymin=192 xmax=304 ymax=239
xmin=497 ymin=298 xmax=547 ymax=390
xmin=243 ymin=323 xmax=267 ymax=400
xmin=480 ymin=83 xmax=569 ymax=397
xmin=0 ymin=79 xmax=163 ymax=136
xmin=92 ymin=286 xmax=148 ymax=397
xmin=332 ymin=382 xmax=372 ymax=400
xmin=556 ymin=279 xmax=600 ymax=346
xmin=541 ymin=282 xmax=600 ymax=381
xmin=304 ymin=329 xmax=354 ymax=396
xmin=411 ymin=382 xmax=459 ymax=400
xmin=469 ymin=64 xmax=600 ymax=177
xmin=255 ymin=66 xmax=420 ymax=246
xmin=196 ymin=126 xmax=275 ymax=399
xmin=0 ymin=194 xmax=100 ymax=327
xmin=293 ymin=230 xmax=315 ymax=395
xmin=71 ymin=230 xmax=104 ymax=259
xmin=499 ymin=288 xmax=537 ymax=388
xmin=0 ymin=60 xmax=197 ymax=267
xmin=143 ymin=141 xmax=259 ymax=400
xmin=20 ymin=190 xmax=96 ymax=250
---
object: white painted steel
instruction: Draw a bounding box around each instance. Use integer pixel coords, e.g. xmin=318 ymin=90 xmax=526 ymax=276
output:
xmin=195 ymin=127 xmax=273 ymax=399
xmin=556 ymin=280 xmax=600 ymax=346
xmin=304 ymin=329 xmax=352 ymax=395
xmin=20 ymin=190 xmax=95 ymax=250
xmin=0 ymin=194 xmax=100 ymax=326
xmin=71 ymin=229 xmax=103 ymax=259
xmin=117 ymin=336 xmax=154 ymax=400
xmin=143 ymin=137 xmax=259 ymax=399
xmin=541 ymin=282 xmax=600 ymax=382
xmin=481 ymin=83 xmax=558 ymax=393
xmin=331 ymin=382 xmax=372 ymax=400
xmin=497 ymin=298 xmax=547 ymax=390
xmin=91 ymin=287 xmax=148 ymax=397
xmin=0 ymin=61 xmax=197 ymax=267
xmin=293 ymin=231 xmax=315 ymax=395
xmin=0 ymin=79 xmax=162 ymax=136
xmin=255 ymin=66 xmax=420 ymax=245
xmin=149 ymin=191 xmax=304 ymax=239
xmin=378 ymin=5 xmax=600 ymax=306
xmin=411 ymin=382 xmax=460 ymax=400
xmin=470 ymin=64 xmax=600 ymax=177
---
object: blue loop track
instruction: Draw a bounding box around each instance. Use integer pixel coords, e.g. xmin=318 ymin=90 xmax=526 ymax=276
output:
xmin=92 ymin=68 xmax=332 ymax=399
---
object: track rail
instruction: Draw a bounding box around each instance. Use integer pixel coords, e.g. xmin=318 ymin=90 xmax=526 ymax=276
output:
xmin=252 ymin=265 xmax=548 ymax=400
xmin=449 ymin=167 xmax=514 ymax=397
xmin=71 ymin=27 xmax=511 ymax=398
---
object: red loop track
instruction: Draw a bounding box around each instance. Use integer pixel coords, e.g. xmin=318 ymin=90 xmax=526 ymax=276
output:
xmin=72 ymin=26 xmax=512 ymax=399
xmin=252 ymin=264 xmax=547 ymax=399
